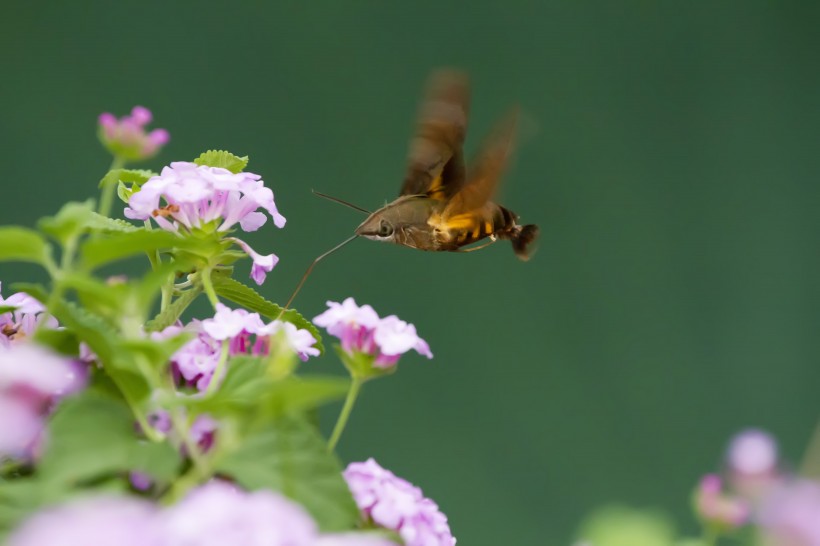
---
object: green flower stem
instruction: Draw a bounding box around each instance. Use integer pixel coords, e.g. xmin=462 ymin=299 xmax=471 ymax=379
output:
xmin=201 ymin=268 xmax=220 ymax=310
xmin=327 ymin=376 xmax=363 ymax=452
xmin=97 ymin=155 xmax=126 ymax=218
xmin=205 ymin=341 xmax=230 ymax=397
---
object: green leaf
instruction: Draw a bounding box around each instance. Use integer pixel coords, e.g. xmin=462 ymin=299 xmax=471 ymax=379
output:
xmin=193 ymin=150 xmax=249 ymax=173
xmin=40 ymin=201 xmax=139 ymax=245
xmin=80 ymin=229 xmax=197 ymax=270
xmin=38 ymin=392 xmax=137 ymax=484
xmin=33 ymin=328 xmax=80 ymax=357
xmin=0 ymin=480 xmax=63 ymax=539
xmin=51 ymin=299 xmax=118 ymax=364
xmin=0 ymin=227 xmax=51 ymax=266
xmin=38 ymin=392 xmax=180 ymax=486
xmin=145 ymin=287 xmax=202 ymax=332
xmin=8 ymin=283 xmax=48 ymax=303
xmin=99 ymin=168 xmax=155 ymax=189
xmin=38 ymin=200 xmax=95 ymax=245
xmin=211 ymin=276 xmax=323 ymax=354
xmin=0 ymin=305 xmax=17 ymax=315
xmin=216 ymin=415 xmax=359 ymax=531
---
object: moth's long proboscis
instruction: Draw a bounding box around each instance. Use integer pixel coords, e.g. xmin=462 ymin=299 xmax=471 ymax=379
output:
xmin=278 ymin=234 xmax=359 ymax=318
xmin=312 ymin=190 xmax=372 ymax=214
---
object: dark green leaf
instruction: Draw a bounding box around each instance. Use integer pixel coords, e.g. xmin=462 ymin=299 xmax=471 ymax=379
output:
xmin=80 ymin=229 xmax=206 ymax=270
xmin=38 ymin=392 xmax=139 ymax=484
xmin=216 ymin=415 xmax=359 ymax=531
xmin=51 ymin=300 xmax=117 ymax=364
xmin=211 ymin=276 xmax=323 ymax=354
xmin=0 ymin=227 xmax=51 ymax=266
xmin=193 ymin=150 xmax=249 ymax=173
xmin=40 ymin=201 xmax=140 ymax=245
xmin=144 ymin=287 xmax=202 ymax=332
xmin=38 ymin=392 xmax=180 ymax=486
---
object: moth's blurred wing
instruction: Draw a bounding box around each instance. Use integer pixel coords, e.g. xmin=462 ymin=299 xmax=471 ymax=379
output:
xmin=442 ymin=108 xmax=518 ymax=218
xmin=400 ymin=69 xmax=471 ymax=201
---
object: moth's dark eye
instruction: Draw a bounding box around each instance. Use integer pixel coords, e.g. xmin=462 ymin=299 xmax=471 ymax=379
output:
xmin=378 ymin=221 xmax=393 ymax=237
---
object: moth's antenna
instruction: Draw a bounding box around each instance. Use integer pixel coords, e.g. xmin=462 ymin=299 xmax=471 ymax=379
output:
xmin=312 ymin=190 xmax=372 ymax=215
xmin=278 ymin=234 xmax=359 ymax=317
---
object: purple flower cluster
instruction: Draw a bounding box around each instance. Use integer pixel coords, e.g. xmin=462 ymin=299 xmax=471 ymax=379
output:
xmin=124 ymin=161 xmax=285 ymax=284
xmin=98 ymin=106 xmax=169 ymax=161
xmin=314 ymin=298 xmax=432 ymax=368
xmin=164 ymin=303 xmax=319 ymax=391
xmin=0 ymin=343 xmax=82 ymax=460
xmin=8 ymin=481 xmax=398 ymax=546
xmin=344 ymin=458 xmax=456 ymax=546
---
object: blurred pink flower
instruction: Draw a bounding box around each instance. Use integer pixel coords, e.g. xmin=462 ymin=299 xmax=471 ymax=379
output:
xmin=758 ymin=480 xmax=820 ymax=546
xmin=694 ymin=474 xmax=749 ymax=529
xmin=98 ymin=106 xmax=169 ymax=161
xmin=726 ymin=429 xmax=781 ymax=501
xmin=0 ymin=343 xmax=85 ymax=460
xmin=8 ymin=495 xmax=160 ymax=546
xmin=159 ymin=480 xmax=317 ymax=546
xmin=344 ymin=458 xmax=455 ymax=546
xmin=314 ymin=298 xmax=432 ymax=369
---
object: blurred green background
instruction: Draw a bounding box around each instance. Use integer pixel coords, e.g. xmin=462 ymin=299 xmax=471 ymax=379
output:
xmin=2 ymin=2 xmax=819 ymax=544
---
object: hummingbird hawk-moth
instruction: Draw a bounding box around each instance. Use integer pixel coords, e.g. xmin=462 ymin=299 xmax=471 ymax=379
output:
xmin=354 ymin=68 xmax=539 ymax=260
xmin=283 ymin=69 xmax=538 ymax=310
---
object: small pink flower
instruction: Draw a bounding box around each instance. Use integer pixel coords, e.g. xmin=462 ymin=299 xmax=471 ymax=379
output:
xmin=694 ymin=474 xmax=749 ymax=529
xmin=314 ymin=298 xmax=432 ymax=368
xmin=260 ymin=320 xmax=320 ymax=362
xmin=344 ymin=458 xmax=455 ymax=546
xmin=98 ymin=106 xmax=169 ymax=161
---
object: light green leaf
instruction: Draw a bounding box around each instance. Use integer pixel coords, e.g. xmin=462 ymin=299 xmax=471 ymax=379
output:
xmin=99 ymin=168 xmax=156 ymax=189
xmin=211 ymin=276 xmax=323 ymax=354
xmin=216 ymin=415 xmax=359 ymax=531
xmin=0 ymin=227 xmax=52 ymax=266
xmin=193 ymin=150 xmax=249 ymax=173
xmin=0 ymin=305 xmax=17 ymax=314
xmin=38 ymin=200 xmax=95 ymax=245
xmin=144 ymin=287 xmax=202 ymax=332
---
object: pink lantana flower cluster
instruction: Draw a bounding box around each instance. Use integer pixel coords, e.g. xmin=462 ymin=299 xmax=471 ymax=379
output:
xmin=164 ymin=303 xmax=319 ymax=391
xmin=98 ymin=106 xmax=169 ymax=161
xmin=344 ymin=458 xmax=456 ymax=546
xmin=313 ymin=298 xmax=432 ymax=369
xmin=8 ymin=481 xmax=398 ymax=546
xmin=125 ymin=161 xmax=285 ymax=285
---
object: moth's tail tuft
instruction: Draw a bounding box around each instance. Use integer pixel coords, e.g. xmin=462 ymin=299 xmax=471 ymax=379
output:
xmin=511 ymin=224 xmax=539 ymax=261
